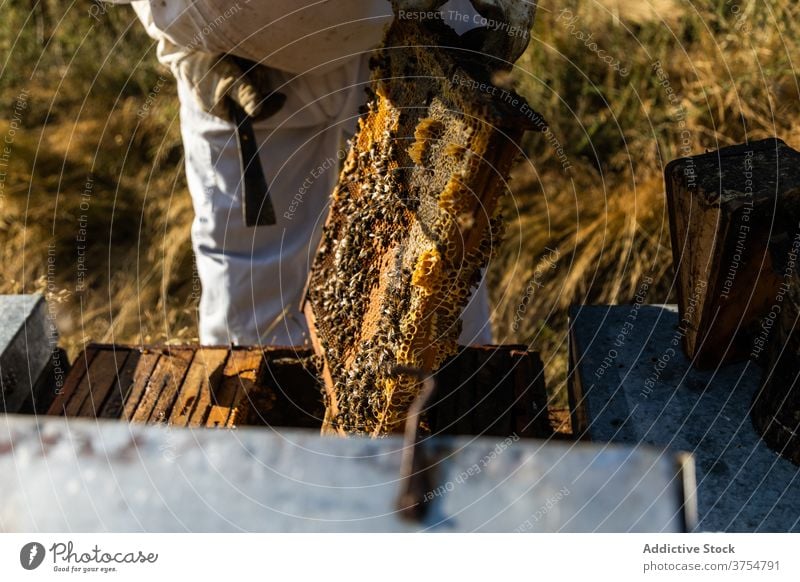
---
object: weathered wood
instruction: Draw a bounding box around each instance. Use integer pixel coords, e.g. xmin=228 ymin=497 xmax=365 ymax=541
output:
xmin=752 ymin=270 xmax=800 ymax=465
xmin=186 ymin=350 xmax=229 ymax=427
xmin=510 ymin=348 xmax=550 ymax=437
xmin=301 ymin=303 xmax=339 ymax=435
xmin=206 ymin=349 xmax=264 ymax=428
xmin=50 ymin=344 xmax=556 ymax=440
xmin=119 ymin=350 xmax=163 ymax=420
xmin=427 ymin=346 xmax=548 ymax=438
xmin=170 ymin=348 xmax=229 ymax=427
xmin=46 ymin=346 xmax=98 ymax=416
xmin=454 ymin=348 xmax=481 ymax=435
xmin=99 ymin=349 xmax=158 ymax=419
xmin=665 ymin=137 xmax=800 ymax=368
xmin=129 ymin=348 xmax=194 ymax=423
xmin=426 ymin=349 xmax=464 ymax=434
xmin=474 ymin=348 xmax=514 ymax=436
xmin=98 ymin=350 xmax=139 ymax=418
xmin=149 ymin=348 xmax=199 ymax=424
xmin=567 ymin=320 xmax=590 ymax=440
xmin=72 ymin=349 xmax=129 ymax=417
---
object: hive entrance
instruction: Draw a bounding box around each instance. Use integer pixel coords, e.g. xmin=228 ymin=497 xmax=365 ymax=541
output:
xmin=304 ymin=18 xmax=541 ymax=435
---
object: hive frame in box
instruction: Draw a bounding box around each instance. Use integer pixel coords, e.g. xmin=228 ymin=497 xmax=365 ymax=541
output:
xmin=45 ymin=343 xmax=554 ymax=440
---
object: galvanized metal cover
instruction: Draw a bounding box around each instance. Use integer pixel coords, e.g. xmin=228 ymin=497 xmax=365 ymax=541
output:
xmin=0 ymin=414 xmax=692 ymax=532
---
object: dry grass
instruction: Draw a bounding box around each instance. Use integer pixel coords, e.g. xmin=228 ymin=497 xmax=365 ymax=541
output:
xmin=0 ymin=4 xmax=196 ymax=355
xmin=1 ymin=1 xmax=799 ymax=403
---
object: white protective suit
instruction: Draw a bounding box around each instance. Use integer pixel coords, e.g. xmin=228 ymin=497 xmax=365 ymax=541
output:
xmin=123 ymin=0 xmax=492 ymax=346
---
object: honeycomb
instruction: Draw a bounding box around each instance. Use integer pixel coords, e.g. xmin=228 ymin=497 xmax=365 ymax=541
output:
xmin=305 ymin=18 xmax=541 ymax=436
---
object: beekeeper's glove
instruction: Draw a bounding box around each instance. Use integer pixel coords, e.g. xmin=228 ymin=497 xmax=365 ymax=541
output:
xmin=392 ymin=0 xmax=537 ymax=63
xmin=175 ymin=51 xmax=286 ymax=121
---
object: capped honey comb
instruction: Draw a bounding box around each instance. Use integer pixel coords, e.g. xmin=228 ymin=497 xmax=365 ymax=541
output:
xmin=304 ymin=18 xmax=542 ymax=436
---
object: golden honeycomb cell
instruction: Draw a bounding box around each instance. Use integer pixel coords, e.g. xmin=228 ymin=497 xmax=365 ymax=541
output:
xmin=445 ymin=142 xmax=467 ymax=160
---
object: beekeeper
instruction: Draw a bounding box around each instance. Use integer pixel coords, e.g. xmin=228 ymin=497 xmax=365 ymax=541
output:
xmin=116 ymin=0 xmax=536 ymax=346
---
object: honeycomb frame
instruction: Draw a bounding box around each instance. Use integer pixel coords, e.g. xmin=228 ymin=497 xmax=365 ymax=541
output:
xmin=304 ymin=18 xmax=541 ymax=436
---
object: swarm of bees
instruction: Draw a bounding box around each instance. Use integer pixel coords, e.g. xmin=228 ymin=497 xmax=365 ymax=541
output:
xmin=305 ymin=17 xmax=541 ymax=436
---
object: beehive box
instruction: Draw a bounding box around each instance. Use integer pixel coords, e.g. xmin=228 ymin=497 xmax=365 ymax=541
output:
xmin=45 ymin=344 xmax=555 ymax=439
xmin=47 ymin=345 xmax=325 ymax=428
xmin=304 ymin=18 xmax=542 ymax=435
xmin=665 ymin=138 xmax=800 ymax=368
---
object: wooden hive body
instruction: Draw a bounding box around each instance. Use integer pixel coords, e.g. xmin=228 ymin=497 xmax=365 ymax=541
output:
xmin=304 ymin=19 xmax=540 ymax=435
xmin=45 ymin=344 xmax=556 ymax=440
xmin=46 ymin=345 xmax=325 ymax=429
xmin=665 ymin=138 xmax=800 ymax=368
xmin=752 ymin=269 xmax=800 ymax=466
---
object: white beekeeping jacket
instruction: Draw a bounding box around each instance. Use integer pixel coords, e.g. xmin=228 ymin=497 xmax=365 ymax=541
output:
xmin=110 ymin=0 xmax=393 ymax=74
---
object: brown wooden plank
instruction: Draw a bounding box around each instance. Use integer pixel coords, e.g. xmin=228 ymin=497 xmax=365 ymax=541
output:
xmin=468 ymin=347 xmax=496 ymax=435
xmin=752 ymin=269 xmax=800 ymax=465
xmin=303 ymin=302 xmax=341 ymax=435
xmin=473 ymin=347 xmax=514 ymax=437
xmin=230 ymin=349 xmax=269 ymax=426
xmin=71 ymin=349 xmax=130 ymax=418
xmin=426 ymin=346 xmax=551 ymax=439
xmin=205 ymin=405 xmax=232 ymax=428
xmin=149 ymin=347 xmax=202 ymax=423
xmin=205 ymin=349 xmax=264 ymax=428
xmin=567 ymin=310 xmax=590 ymax=440
xmin=508 ymin=349 xmax=550 ymax=438
xmin=430 ymin=347 xmax=474 ymax=435
xmin=187 ymin=351 xmax=231 ymax=428
xmin=98 ymin=349 xmax=152 ymax=419
xmin=46 ymin=346 xmax=98 ymax=416
xmin=169 ymin=348 xmax=229 ymax=427
xmin=510 ymin=350 xmax=535 ymax=437
xmin=120 ymin=350 xmax=164 ymax=420
xmin=454 ymin=348 xmax=484 ymax=435
xmin=128 ymin=348 xmax=193 ymax=423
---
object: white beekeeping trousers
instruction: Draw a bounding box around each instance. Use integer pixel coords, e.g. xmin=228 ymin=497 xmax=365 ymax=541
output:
xmin=133 ymin=0 xmax=493 ymax=346
xmin=179 ymin=64 xmax=492 ymax=346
